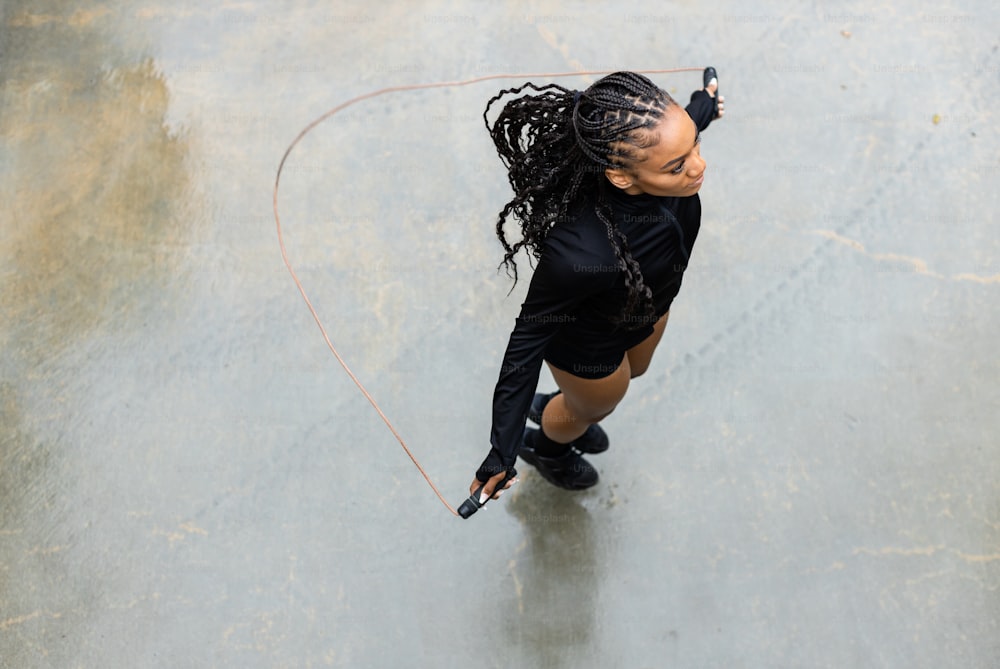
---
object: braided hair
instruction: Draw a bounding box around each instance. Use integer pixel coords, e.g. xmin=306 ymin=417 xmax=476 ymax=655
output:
xmin=483 ymin=71 xmax=677 ymax=327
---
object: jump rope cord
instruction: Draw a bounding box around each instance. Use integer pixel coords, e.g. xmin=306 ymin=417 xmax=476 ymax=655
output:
xmin=272 ymin=66 xmax=706 ymax=517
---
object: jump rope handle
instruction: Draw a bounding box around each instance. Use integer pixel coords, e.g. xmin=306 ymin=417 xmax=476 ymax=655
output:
xmin=458 ymin=468 xmax=517 ymax=519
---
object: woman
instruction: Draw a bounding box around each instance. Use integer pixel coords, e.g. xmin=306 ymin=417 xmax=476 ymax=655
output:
xmin=471 ymin=69 xmax=725 ymax=503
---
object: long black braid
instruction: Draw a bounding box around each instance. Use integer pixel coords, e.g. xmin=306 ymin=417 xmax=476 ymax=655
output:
xmin=483 ymin=71 xmax=676 ymax=327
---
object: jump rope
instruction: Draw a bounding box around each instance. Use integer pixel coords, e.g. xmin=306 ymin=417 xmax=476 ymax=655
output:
xmin=272 ymin=66 xmax=706 ymax=519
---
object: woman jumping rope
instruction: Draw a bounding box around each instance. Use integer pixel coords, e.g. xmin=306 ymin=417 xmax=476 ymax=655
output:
xmin=471 ymin=69 xmax=725 ymax=503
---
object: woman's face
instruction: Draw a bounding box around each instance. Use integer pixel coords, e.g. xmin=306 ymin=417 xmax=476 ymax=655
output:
xmin=605 ymin=105 xmax=706 ymax=197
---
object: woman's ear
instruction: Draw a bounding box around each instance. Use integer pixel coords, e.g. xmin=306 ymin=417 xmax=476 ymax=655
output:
xmin=604 ymin=168 xmax=633 ymax=190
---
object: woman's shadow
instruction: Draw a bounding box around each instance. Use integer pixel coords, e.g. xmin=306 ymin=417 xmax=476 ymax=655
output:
xmin=502 ymin=472 xmax=601 ymax=666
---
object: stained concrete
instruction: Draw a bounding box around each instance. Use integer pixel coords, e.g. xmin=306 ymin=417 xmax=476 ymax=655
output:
xmin=1 ymin=1 xmax=998 ymax=667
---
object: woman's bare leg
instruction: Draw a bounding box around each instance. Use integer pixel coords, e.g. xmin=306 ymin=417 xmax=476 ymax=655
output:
xmin=625 ymin=311 xmax=669 ymax=378
xmin=541 ymin=310 xmax=671 ymax=442
xmin=541 ymin=356 xmax=631 ymax=443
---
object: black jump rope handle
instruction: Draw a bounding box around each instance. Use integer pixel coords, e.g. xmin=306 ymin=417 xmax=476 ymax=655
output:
xmin=458 ymin=468 xmax=517 ymax=519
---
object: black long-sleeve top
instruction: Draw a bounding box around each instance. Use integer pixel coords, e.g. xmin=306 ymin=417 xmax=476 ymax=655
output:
xmin=479 ymin=90 xmax=718 ymax=476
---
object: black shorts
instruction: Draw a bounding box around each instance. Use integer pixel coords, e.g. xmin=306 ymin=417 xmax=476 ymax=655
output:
xmin=544 ymin=323 xmax=656 ymax=380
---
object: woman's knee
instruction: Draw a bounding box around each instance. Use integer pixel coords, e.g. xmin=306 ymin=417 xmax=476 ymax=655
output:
xmin=560 ymin=376 xmax=629 ymax=422
xmin=590 ymin=407 xmax=617 ymax=422
xmin=562 ymin=394 xmax=620 ymax=423
xmin=629 ymin=362 xmax=651 ymax=379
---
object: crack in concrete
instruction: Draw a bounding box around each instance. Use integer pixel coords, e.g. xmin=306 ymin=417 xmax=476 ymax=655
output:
xmin=953 ymin=551 xmax=1000 ymax=564
xmin=852 ymin=545 xmax=1000 ymax=564
xmin=7 ymin=7 xmax=111 ymax=27
xmin=853 ymin=545 xmax=944 ymax=557
xmin=507 ymin=558 xmax=524 ymax=615
xmin=535 ymin=25 xmax=590 ymax=82
xmin=0 ymin=610 xmax=61 ymax=630
xmin=811 ymin=229 xmax=1000 ymax=284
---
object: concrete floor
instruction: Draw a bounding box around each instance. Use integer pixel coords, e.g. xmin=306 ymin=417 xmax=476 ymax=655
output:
xmin=2 ymin=1 xmax=998 ymax=667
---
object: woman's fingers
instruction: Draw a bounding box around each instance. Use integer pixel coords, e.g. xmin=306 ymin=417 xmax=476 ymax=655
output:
xmin=469 ymin=471 xmax=518 ymax=500
xmin=493 ymin=476 xmax=518 ymax=499
xmin=485 ymin=472 xmax=518 ymax=500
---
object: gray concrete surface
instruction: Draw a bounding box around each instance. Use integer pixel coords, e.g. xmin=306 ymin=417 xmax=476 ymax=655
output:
xmin=2 ymin=1 xmax=998 ymax=667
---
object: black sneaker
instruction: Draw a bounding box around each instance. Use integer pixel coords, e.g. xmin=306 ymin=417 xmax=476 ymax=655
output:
xmin=527 ymin=391 xmax=610 ymax=454
xmin=518 ymin=427 xmax=599 ymax=490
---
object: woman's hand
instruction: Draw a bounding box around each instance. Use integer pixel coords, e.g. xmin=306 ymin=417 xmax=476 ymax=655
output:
xmin=469 ymin=470 xmax=517 ymax=503
xmin=705 ymin=78 xmax=725 ymax=119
